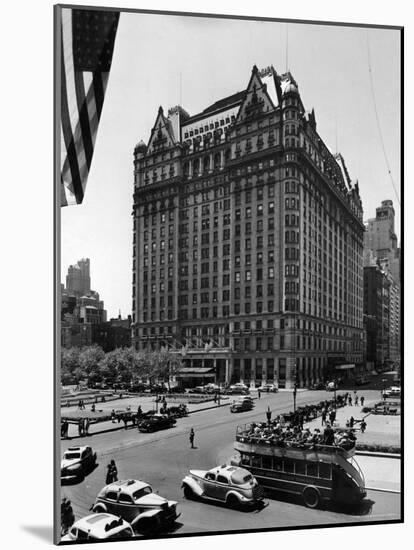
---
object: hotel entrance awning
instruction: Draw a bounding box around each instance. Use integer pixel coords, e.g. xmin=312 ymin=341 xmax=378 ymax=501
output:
xmin=177 ymin=368 xmax=215 ymax=378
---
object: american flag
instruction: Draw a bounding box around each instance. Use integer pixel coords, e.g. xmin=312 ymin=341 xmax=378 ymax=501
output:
xmin=60 ymin=8 xmax=120 ymax=206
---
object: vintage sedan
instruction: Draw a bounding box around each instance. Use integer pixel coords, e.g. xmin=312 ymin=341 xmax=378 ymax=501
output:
xmin=61 ymin=445 xmax=97 ymax=481
xmin=230 ymin=396 xmax=254 ymax=413
xmin=257 ymin=383 xmax=278 ymax=393
xmin=137 ymin=413 xmax=176 ymax=432
xmin=61 ymin=513 xmax=134 ymax=542
xmin=182 ymin=464 xmax=264 ymax=508
xmin=91 ymin=479 xmax=179 ymax=534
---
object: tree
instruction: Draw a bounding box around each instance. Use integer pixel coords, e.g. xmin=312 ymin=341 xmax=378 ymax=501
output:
xmin=61 ymin=347 xmax=81 ymax=384
xmin=79 ymin=345 xmax=105 ymax=384
xmin=149 ymin=349 xmax=183 ymax=390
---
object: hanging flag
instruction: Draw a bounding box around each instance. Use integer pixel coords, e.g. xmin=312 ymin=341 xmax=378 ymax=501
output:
xmin=60 ymin=8 xmax=120 ymax=206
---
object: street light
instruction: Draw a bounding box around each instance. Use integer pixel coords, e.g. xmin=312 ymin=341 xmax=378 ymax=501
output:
xmin=293 ymin=375 xmax=297 ymax=413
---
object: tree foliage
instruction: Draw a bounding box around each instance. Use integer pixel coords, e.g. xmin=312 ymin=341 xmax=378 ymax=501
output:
xmin=61 ymin=345 xmax=183 ymax=386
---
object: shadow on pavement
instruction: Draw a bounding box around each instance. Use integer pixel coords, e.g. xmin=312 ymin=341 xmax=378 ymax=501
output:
xmin=264 ymin=489 xmax=374 ymax=516
xmin=61 ymin=462 xmax=99 ymax=486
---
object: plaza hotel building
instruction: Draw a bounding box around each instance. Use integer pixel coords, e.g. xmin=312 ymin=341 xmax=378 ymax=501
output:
xmin=131 ymin=65 xmax=364 ymax=389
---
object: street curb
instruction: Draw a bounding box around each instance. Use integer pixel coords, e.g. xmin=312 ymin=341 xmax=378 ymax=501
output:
xmin=355 ymin=450 xmax=401 ymax=459
xmin=365 ymin=486 xmax=401 ymax=494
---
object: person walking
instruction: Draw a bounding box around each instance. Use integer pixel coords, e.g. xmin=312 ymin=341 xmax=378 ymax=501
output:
xmin=323 ymin=423 xmax=335 ymax=446
xmin=360 ymin=396 xmax=365 ymax=407
xmin=189 ymin=428 xmax=195 ymax=449
xmin=111 ymin=409 xmax=116 ymax=423
xmin=106 ymin=460 xmax=118 ymax=484
xmin=266 ymin=406 xmax=272 ymax=424
xmin=360 ymin=419 xmax=367 ymax=433
xmin=61 ymin=498 xmax=75 ymax=536
xmin=321 ymin=409 xmax=327 ymax=426
xmin=354 ymin=395 xmax=359 ymax=407
xmin=78 ymin=419 xmax=83 ymax=437
xmin=348 ymin=395 xmax=352 ymax=407
xmin=258 ymin=388 xmax=261 ymax=399
xmin=84 ymin=417 xmax=90 ymax=436
xmin=349 ymin=416 xmax=355 ymax=428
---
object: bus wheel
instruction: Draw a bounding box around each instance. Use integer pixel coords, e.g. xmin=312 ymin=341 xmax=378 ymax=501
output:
xmin=303 ymin=486 xmax=320 ymax=509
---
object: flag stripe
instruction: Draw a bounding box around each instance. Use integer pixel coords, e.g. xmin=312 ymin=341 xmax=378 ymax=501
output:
xmin=92 ymin=72 xmax=105 ymax=121
xmin=61 ymin=38 xmax=84 ymax=203
xmin=60 ymin=7 xmax=119 ymax=206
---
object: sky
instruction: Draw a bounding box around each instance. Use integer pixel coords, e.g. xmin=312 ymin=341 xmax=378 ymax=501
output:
xmin=61 ymin=11 xmax=401 ymax=319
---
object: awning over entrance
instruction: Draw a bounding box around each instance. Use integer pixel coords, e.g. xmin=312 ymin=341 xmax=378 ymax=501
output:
xmin=335 ymin=364 xmax=356 ymax=370
xmin=176 ymin=367 xmax=215 ymax=378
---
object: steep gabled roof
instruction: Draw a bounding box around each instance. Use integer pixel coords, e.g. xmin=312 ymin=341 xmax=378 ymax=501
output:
xmin=147 ymin=106 xmax=177 ymax=153
xmin=235 ymin=65 xmax=278 ymax=124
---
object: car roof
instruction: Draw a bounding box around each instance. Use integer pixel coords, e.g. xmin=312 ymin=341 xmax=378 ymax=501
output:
xmin=105 ymin=479 xmax=151 ymax=495
xmin=208 ymin=464 xmax=240 ymax=475
xmin=73 ymin=513 xmax=129 ymax=536
xmin=65 ymin=446 xmax=90 ymax=453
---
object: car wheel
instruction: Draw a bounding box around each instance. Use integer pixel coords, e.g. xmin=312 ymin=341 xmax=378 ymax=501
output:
xmin=226 ymin=494 xmax=240 ymax=509
xmin=303 ymin=486 xmax=320 ymax=509
xmin=183 ymin=484 xmax=195 ymax=500
xmin=137 ymin=516 xmax=160 ymax=535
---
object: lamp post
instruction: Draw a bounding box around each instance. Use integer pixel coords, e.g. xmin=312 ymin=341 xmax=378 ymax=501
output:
xmin=333 ymin=377 xmax=337 ymax=411
xmin=382 ymin=378 xmax=387 ymax=403
xmin=293 ymin=374 xmax=297 ymax=413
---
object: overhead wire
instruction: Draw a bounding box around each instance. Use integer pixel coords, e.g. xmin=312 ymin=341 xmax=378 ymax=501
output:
xmin=366 ymin=32 xmax=400 ymax=206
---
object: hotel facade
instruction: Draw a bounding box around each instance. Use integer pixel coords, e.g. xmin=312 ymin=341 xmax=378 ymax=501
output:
xmin=131 ymin=66 xmax=364 ymax=388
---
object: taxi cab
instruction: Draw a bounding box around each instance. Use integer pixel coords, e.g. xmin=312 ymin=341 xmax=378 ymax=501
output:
xmin=61 ymin=513 xmax=134 ymax=541
xmin=181 ymin=464 xmax=264 ymax=508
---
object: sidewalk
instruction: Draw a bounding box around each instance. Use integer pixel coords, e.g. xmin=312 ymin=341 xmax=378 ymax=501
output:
xmin=303 ymin=396 xmax=401 ymax=448
xmin=61 ymin=394 xmax=232 ymax=439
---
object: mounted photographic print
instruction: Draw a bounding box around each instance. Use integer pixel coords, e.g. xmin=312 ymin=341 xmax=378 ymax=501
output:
xmin=54 ymin=3 xmax=403 ymax=545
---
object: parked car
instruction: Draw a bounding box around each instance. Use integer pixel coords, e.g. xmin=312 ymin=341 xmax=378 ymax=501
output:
xmin=138 ymin=414 xmax=176 ymax=433
xmin=61 ymin=445 xmax=97 ymax=481
xmin=226 ymin=383 xmax=250 ymax=395
xmin=182 ymin=464 xmax=264 ymax=508
xmin=310 ymin=382 xmax=325 ymax=390
xmin=326 ymin=381 xmax=338 ymax=392
xmin=61 ymin=513 xmax=134 ymax=542
xmin=383 ymin=386 xmax=401 ymax=398
xmin=230 ymin=396 xmax=254 ymax=413
xmin=257 ymin=383 xmax=278 ymax=393
xmin=91 ymin=479 xmax=179 ymax=534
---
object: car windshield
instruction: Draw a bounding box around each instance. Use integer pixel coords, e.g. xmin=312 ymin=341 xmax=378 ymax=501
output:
xmin=231 ymin=471 xmax=253 ymax=485
xmin=64 ymin=453 xmax=81 ymax=460
xmin=132 ymin=486 xmax=152 ymax=500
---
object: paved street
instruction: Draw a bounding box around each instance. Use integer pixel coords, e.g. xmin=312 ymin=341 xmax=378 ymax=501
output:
xmin=60 ymin=388 xmax=401 ymax=536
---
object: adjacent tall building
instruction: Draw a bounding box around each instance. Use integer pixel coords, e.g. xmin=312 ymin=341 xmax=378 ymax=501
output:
xmin=364 ymin=200 xmax=401 ymax=366
xmin=61 ymin=258 xmax=107 ymax=348
xmin=131 ymin=65 xmax=365 ymax=388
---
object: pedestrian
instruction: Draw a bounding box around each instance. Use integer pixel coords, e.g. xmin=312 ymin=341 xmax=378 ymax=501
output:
xmin=258 ymin=388 xmax=261 ymax=399
xmin=360 ymin=419 xmax=367 ymax=433
xmin=91 ymin=403 xmax=95 ymax=412
xmin=354 ymin=395 xmax=359 ymax=407
xmin=137 ymin=405 xmax=142 ymax=417
xmin=61 ymin=498 xmax=74 ymax=536
xmin=189 ymin=428 xmax=195 ymax=449
xmin=349 ymin=416 xmax=355 ymax=428
xmin=360 ymin=396 xmax=365 ymax=407
xmin=78 ymin=399 xmax=82 ymax=410
xmin=84 ymin=417 xmax=90 ymax=436
xmin=348 ymin=395 xmax=352 ymax=407
xmin=323 ymin=422 xmax=335 ymax=446
xmin=78 ymin=419 xmax=83 ymax=437
xmin=106 ymin=459 xmax=118 ymax=484
xmin=266 ymin=406 xmax=272 ymax=424
xmin=111 ymin=409 xmax=116 ymax=423
xmin=329 ymin=409 xmax=336 ymax=425
xmin=321 ymin=409 xmax=327 ymax=426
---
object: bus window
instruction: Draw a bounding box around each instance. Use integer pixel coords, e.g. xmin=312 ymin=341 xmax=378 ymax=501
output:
xmin=273 ymin=457 xmax=283 ymax=471
xmin=306 ymin=462 xmax=318 ymax=477
xmin=295 ymin=460 xmax=306 ymax=475
xmin=240 ymin=454 xmax=250 ymax=466
xmin=319 ymin=462 xmax=332 ymax=479
xmin=284 ymin=460 xmax=295 ymax=474
xmin=262 ymin=456 xmax=272 ymax=470
xmin=252 ymin=456 xmax=262 ymax=468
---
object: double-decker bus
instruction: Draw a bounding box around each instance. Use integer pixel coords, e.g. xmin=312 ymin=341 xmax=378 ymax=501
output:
xmin=232 ymin=424 xmax=366 ymax=509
